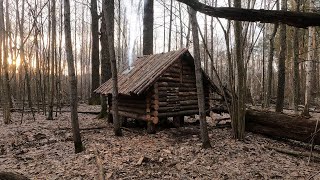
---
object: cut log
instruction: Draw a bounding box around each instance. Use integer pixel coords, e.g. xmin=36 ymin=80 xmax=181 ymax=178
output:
xmin=245 ymin=110 xmax=320 ymax=145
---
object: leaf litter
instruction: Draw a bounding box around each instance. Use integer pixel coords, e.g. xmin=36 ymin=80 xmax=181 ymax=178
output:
xmin=0 ymin=105 xmax=319 ymax=179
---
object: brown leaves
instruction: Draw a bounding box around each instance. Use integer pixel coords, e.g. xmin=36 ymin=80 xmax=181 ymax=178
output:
xmin=0 ymin=105 xmax=319 ymax=179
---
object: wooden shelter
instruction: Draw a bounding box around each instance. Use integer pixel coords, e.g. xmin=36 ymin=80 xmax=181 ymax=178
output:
xmin=95 ymin=48 xmax=220 ymax=126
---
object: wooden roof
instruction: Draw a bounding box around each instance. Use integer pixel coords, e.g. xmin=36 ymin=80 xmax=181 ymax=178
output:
xmin=95 ymin=48 xmax=217 ymax=96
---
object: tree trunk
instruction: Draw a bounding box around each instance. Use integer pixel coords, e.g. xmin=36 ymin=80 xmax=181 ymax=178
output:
xmin=48 ymin=0 xmax=56 ymax=120
xmin=293 ymin=0 xmax=300 ymax=113
xmin=0 ymin=0 xmax=10 ymax=124
xmin=143 ymin=0 xmax=153 ymax=55
xmin=232 ymin=0 xmax=246 ymax=140
xmin=175 ymin=0 xmax=320 ymax=28
xmin=64 ymin=0 xmax=84 ymax=153
xmin=104 ymin=0 xmax=122 ymax=136
xmin=302 ymin=0 xmax=315 ymax=117
xmin=275 ymin=0 xmax=287 ymax=112
xmin=189 ymin=3 xmax=211 ymax=148
xmin=99 ymin=0 xmax=112 ymax=119
xmin=266 ymin=22 xmax=279 ymax=107
xmin=89 ymin=0 xmax=100 ymax=105
xmin=168 ymin=0 xmax=173 ymax=52
xmin=246 ymin=110 xmax=320 ymax=145
xmin=143 ymin=0 xmax=155 ymax=133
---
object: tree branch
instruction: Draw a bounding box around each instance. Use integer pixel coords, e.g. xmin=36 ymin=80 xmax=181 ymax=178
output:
xmin=175 ymin=0 xmax=320 ymax=28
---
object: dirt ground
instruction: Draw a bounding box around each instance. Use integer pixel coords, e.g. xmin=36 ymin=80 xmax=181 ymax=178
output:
xmin=0 ymin=105 xmax=319 ymax=180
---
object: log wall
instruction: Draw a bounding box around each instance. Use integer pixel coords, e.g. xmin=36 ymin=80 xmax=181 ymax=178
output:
xmin=108 ymin=58 xmax=213 ymax=124
xmin=109 ymin=94 xmax=148 ymax=121
xmin=152 ymin=58 xmax=210 ymax=118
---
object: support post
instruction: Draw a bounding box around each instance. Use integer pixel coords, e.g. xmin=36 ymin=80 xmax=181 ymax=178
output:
xmin=173 ymin=116 xmax=184 ymax=128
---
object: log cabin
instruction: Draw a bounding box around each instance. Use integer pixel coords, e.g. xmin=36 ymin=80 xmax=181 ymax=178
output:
xmin=94 ymin=48 xmax=221 ymax=130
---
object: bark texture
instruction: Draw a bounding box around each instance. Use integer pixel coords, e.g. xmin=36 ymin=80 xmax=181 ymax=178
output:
xmin=232 ymin=0 xmax=245 ymax=140
xmin=104 ymin=0 xmax=122 ymax=136
xmin=275 ymin=0 xmax=287 ymax=113
xmin=189 ymin=4 xmax=211 ymax=148
xmin=99 ymin=2 xmax=112 ymax=119
xmin=90 ymin=0 xmax=100 ymax=105
xmin=143 ymin=0 xmax=154 ymax=55
xmin=64 ymin=0 xmax=84 ymax=153
xmin=246 ymin=110 xmax=320 ymax=145
xmin=175 ymin=0 xmax=320 ymax=28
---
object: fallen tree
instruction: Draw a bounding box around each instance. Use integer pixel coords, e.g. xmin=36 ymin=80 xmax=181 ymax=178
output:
xmin=175 ymin=0 xmax=320 ymax=28
xmin=245 ymin=110 xmax=320 ymax=145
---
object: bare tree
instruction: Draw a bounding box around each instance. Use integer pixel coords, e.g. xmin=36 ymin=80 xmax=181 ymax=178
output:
xmin=0 ymin=0 xmax=10 ymax=124
xmin=48 ymin=0 xmax=56 ymax=120
xmin=275 ymin=0 xmax=287 ymax=112
xmin=189 ymin=3 xmax=211 ymax=148
xmin=143 ymin=0 xmax=156 ymax=133
xmin=266 ymin=2 xmax=279 ymax=108
xmin=302 ymin=0 xmax=316 ymax=117
xmin=64 ymin=0 xmax=84 ymax=153
xmin=143 ymin=0 xmax=153 ymax=55
xmin=99 ymin=0 xmax=112 ymax=119
xmin=232 ymin=0 xmax=246 ymax=140
xmin=104 ymin=0 xmax=122 ymax=136
xmin=293 ymin=0 xmax=300 ymax=113
xmin=90 ymin=0 xmax=100 ymax=105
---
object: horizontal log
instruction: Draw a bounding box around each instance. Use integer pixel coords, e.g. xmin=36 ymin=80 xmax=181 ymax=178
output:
xmin=118 ymin=106 xmax=146 ymax=114
xmin=118 ymin=95 xmax=145 ymax=101
xmin=157 ymin=81 xmax=195 ymax=88
xmin=110 ymin=110 xmax=148 ymax=121
xmin=181 ymin=100 xmax=199 ymax=105
xmin=159 ymin=77 xmax=181 ymax=83
xmin=158 ymin=106 xmax=180 ymax=112
xmin=118 ymin=102 xmax=146 ymax=109
xmin=179 ymin=87 xmax=197 ymax=92
xmin=119 ymin=98 xmax=146 ymax=104
xmin=176 ymin=0 xmax=320 ymax=28
xmin=246 ymin=110 xmax=320 ymax=145
xmin=158 ymin=110 xmax=199 ymax=117
xmin=158 ymin=87 xmax=179 ymax=91
xmin=158 ymin=105 xmax=198 ymax=112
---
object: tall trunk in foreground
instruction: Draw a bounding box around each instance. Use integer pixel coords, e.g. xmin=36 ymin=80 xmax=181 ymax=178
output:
xmin=143 ymin=0 xmax=153 ymax=55
xmin=143 ymin=0 xmax=155 ymax=133
xmin=275 ymin=0 xmax=287 ymax=112
xmin=293 ymin=0 xmax=300 ymax=113
xmin=99 ymin=0 xmax=112 ymax=119
xmin=0 ymin=0 xmax=10 ymax=124
xmin=64 ymin=0 xmax=84 ymax=153
xmin=232 ymin=0 xmax=246 ymax=140
xmin=266 ymin=22 xmax=279 ymax=107
xmin=48 ymin=0 xmax=56 ymax=120
xmin=302 ymin=0 xmax=315 ymax=117
xmin=89 ymin=0 xmax=100 ymax=105
xmin=189 ymin=4 xmax=211 ymax=148
xmin=17 ymin=0 xmax=35 ymax=120
xmin=104 ymin=0 xmax=122 ymax=136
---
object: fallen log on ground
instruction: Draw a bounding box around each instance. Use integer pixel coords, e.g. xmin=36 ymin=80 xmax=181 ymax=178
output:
xmin=0 ymin=172 xmax=29 ymax=180
xmin=245 ymin=110 xmax=320 ymax=145
xmin=265 ymin=145 xmax=320 ymax=161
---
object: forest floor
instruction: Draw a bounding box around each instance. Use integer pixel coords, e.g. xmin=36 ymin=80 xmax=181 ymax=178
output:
xmin=0 ymin=104 xmax=320 ymax=179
